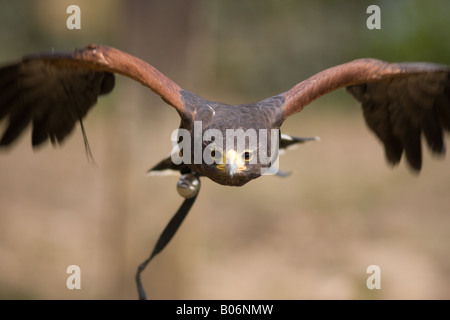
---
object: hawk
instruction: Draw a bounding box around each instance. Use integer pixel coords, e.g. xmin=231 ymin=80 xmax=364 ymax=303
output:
xmin=1 ymin=44 xmax=449 ymax=298
xmin=2 ymin=45 xmax=449 ymax=180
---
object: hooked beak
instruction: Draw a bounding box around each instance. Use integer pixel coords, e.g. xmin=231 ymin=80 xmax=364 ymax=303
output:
xmin=217 ymin=150 xmax=245 ymax=177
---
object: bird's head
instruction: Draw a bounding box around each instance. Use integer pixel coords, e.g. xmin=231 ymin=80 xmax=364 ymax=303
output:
xmin=178 ymin=109 xmax=279 ymax=186
xmin=202 ymin=145 xmax=263 ymax=186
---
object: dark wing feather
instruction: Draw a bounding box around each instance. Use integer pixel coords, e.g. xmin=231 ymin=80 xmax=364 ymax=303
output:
xmin=147 ymin=155 xmax=192 ymax=175
xmin=281 ymin=59 xmax=450 ymax=170
xmin=0 ymin=60 xmax=113 ymax=146
xmin=0 ymin=44 xmax=185 ymax=148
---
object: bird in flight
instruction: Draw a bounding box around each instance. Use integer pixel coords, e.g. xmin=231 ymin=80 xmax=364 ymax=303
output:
xmin=1 ymin=44 xmax=449 ymax=299
xmin=0 ymin=44 xmax=449 ymax=183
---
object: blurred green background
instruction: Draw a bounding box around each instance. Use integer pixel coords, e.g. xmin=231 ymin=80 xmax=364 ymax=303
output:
xmin=0 ymin=0 xmax=449 ymax=299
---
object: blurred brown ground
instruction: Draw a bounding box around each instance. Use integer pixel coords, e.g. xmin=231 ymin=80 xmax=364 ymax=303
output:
xmin=0 ymin=0 xmax=450 ymax=299
xmin=1 ymin=106 xmax=449 ymax=299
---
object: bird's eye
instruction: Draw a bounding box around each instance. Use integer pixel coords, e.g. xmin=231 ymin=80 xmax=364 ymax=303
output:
xmin=243 ymin=150 xmax=253 ymax=162
xmin=210 ymin=148 xmax=222 ymax=160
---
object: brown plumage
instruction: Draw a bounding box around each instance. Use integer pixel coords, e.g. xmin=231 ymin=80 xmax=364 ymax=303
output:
xmin=1 ymin=44 xmax=449 ymax=185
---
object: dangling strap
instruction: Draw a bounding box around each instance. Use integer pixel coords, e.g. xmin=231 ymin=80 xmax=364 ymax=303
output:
xmin=135 ymin=192 xmax=199 ymax=300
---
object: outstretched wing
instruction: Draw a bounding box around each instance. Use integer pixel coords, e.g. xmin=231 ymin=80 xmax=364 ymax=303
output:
xmin=0 ymin=44 xmax=186 ymax=147
xmin=281 ymin=58 xmax=450 ymax=170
